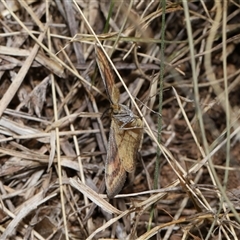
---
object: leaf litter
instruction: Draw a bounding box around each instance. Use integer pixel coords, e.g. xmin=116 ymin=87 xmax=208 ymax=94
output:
xmin=0 ymin=1 xmax=240 ymax=240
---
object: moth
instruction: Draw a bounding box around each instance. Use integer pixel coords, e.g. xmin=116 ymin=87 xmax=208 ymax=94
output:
xmin=95 ymin=45 xmax=143 ymax=198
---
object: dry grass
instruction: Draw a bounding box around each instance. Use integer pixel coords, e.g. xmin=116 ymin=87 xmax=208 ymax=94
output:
xmin=1 ymin=1 xmax=240 ymax=239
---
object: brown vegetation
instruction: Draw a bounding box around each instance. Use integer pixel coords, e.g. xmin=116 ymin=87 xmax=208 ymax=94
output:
xmin=1 ymin=1 xmax=240 ymax=239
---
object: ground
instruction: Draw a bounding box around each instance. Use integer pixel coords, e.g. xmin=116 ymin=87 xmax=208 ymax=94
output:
xmin=0 ymin=1 xmax=240 ymax=240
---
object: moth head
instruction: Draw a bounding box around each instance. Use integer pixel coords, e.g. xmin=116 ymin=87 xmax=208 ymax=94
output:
xmin=111 ymin=104 xmax=136 ymax=125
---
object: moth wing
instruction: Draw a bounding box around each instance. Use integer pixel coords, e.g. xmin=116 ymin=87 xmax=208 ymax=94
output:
xmin=116 ymin=118 xmax=143 ymax=173
xmin=105 ymin=121 xmax=126 ymax=198
xmin=95 ymin=45 xmax=120 ymax=104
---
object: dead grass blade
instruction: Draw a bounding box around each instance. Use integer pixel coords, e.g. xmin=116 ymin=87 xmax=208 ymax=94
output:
xmin=0 ymin=25 xmax=48 ymax=117
xmin=0 ymin=191 xmax=57 ymax=239
xmin=69 ymin=178 xmax=122 ymax=215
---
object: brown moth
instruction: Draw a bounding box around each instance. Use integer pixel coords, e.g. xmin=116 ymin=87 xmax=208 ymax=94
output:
xmin=95 ymin=45 xmax=143 ymax=198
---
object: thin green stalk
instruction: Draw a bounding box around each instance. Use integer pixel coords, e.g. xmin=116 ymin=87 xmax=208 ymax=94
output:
xmin=103 ymin=0 xmax=115 ymax=33
xmin=155 ymin=0 xmax=166 ymax=190
xmin=222 ymin=0 xmax=230 ymax=192
xmin=148 ymin=0 xmax=166 ymax=231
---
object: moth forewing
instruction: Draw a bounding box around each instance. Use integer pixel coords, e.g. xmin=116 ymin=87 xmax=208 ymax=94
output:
xmin=105 ymin=121 xmax=127 ymax=198
xmin=95 ymin=45 xmax=120 ymax=104
xmin=115 ymin=116 xmax=143 ymax=173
